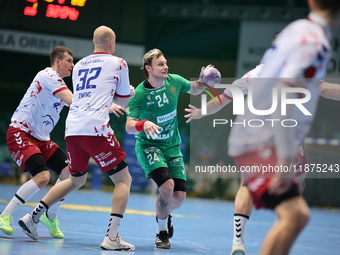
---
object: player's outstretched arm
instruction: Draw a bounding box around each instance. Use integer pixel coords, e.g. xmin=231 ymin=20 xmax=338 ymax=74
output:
xmin=184 ymin=94 xmax=232 ymax=123
xmin=319 ymin=81 xmax=340 ymax=100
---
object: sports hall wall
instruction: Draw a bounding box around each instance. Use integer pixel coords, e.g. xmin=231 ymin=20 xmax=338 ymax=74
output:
xmin=1 ymin=0 xmax=340 ymax=208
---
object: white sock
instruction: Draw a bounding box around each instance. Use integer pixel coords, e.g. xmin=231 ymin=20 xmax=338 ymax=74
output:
xmin=107 ymin=214 xmax=123 ymax=240
xmin=46 ymin=178 xmax=65 ymax=220
xmin=156 ymin=217 xmax=168 ymax=234
xmin=233 ymin=214 xmax=249 ymax=243
xmin=1 ymin=179 xmax=40 ymax=217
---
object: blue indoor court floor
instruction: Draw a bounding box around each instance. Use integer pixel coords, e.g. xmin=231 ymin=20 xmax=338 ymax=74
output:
xmin=1 ymin=183 xmax=340 ymax=255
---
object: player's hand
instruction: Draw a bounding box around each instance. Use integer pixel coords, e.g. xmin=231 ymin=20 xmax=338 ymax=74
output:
xmin=184 ymin=104 xmax=202 ymax=123
xmin=109 ymin=103 xmax=126 ymax=117
xmin=201 ymin=64 xmax=214 ymax=71
xmin=143 ymin=121 xmax=162 ymax=140
xmin=130 ymin=85 xmax=135 ymax=98
xmin=197 ymin=64 xmax=214 ymax=85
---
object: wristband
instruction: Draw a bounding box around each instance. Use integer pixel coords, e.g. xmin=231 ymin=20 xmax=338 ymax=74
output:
xmin=135 ymin=120 xmax=147 ymax=132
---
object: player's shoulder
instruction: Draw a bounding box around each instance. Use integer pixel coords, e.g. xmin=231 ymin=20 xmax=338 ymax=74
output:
xmin=281 ymin=18 xmax=326 ymax=44
xmin=36 ymin=67 xmax=60 ymax=81
xmin=167 ymin=73 xmax=185 ymax=80
xmin=166 ymin=73 xmax=189 ymax=86
xmin=102 ymin=54 xmax=128 ymax=68
xmin=38 ymin=67 xmax=54 ymax=75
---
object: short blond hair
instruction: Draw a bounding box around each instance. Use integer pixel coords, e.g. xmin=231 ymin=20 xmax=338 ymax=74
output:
xmin=141 ymin=49 xmax=164 ymax=78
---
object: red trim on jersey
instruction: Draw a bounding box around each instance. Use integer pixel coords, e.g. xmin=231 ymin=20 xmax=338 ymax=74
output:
xmin=222 ymin=93 xmax=233 ymax=101
xmin=91 ymin=52 xmax=109 ymax=55
xmin=115 ymin=93 xmax=130 ymax=98
xmin=52 ymin=87 xmax=68 ymax=95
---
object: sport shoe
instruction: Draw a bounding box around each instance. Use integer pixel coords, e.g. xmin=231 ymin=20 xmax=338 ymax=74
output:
xmin=100 ymin=233 xmax=135 ymax=251
xmin=18 ymin=214 xmax=38 ymax=241
xmin=155 ymin=231 xmax=170 ymax=249
xmin=40 ymin=213 xmax=64 ymax=239
xmin=0 ymin=214 xmax=14 ymax=235
xmin=168 ymin=214 xmax=174 ymax=238
xmin=230 ymin=240 xmax=246 ymax=255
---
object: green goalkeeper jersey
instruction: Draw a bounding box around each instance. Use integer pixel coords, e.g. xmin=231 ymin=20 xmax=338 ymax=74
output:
xmin=127 ymin=73 xmax=191 ymax=146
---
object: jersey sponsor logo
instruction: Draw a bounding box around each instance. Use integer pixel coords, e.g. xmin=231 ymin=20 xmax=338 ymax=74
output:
xmin=99 ymin=157 xmax=117 ymax=167
xmin=169 ymin=157 xmax=182 ymax=167
xmin=157 ymin=109 xmax=176 ymax=123
xmin=157 ymin=130 xmax=174 ymax=140
xmin=147 ymin=101 xmax=155 ymax=107
xmin=95 ymin=151 xmax=113 ymax=161
xmin=42 ymin=114 xmax=55 ymax=127
xmin=144 ymin=147 xmax=160 ymax=153
xmin=164 ymin=124 xmax=174 ymax=131
xmin=157 ymin=134 xmax=169 ymax=140
xmin=81 ymin=58 xmax=104 ymax=66
xmin=148 ymin=86 xmax=166 ymax=96
xmin=83 ymin=103 xmax=102 ymax=112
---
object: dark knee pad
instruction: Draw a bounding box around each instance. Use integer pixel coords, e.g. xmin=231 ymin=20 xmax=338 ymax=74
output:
xmin=25 ymin=153 xmax=48 ymax=177
xmin=173 ymin=178 xmax=186 ymax=192
xmin=149 ymin=167 xmax=172 ymax=187
xmin=46 ymin=148 xmax=68 ymax=176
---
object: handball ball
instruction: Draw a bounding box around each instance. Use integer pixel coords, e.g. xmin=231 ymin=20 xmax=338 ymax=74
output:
xmin=199 ymin=67 xmax=221 ymax=87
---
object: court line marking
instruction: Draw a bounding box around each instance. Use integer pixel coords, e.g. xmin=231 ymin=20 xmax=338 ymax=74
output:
xmin=176 ymin=236 xmax=210 ymax=251
xmin=0 ymin=199 xmax=199 ymax=219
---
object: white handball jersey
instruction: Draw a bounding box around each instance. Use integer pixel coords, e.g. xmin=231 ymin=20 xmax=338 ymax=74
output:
xmin=223 ymin=64 xmax=264 ymax=99
xmin=228 ymin=13 xmax=332 ymax=158
xmin=66 ymin=53 xmax=130 ymax=137
xmin=10 ymin=67 xmax=68 ymax=141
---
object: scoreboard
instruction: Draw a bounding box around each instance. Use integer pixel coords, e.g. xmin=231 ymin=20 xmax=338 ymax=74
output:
xmin=0 ymin=0 xmax=145 ymax=66
xmin=23 ymin=0 xmax=87 ymax=21
xmin=0 ymin=0 xmax=122 ymax=39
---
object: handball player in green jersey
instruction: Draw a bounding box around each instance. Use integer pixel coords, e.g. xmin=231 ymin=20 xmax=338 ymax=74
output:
xmin=126 ymin=48 xmax=219 ymax=249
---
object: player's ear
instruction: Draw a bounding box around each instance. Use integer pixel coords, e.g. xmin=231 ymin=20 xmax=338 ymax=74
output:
xmin=307 ymin=0 xmax=315 ymax=10
xmin=54 ymin=58 xmax=60 ymax=67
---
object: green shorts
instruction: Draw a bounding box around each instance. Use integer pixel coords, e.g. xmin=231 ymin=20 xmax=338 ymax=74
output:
xmin=135 ymin=143 xmax=186 ymax=181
